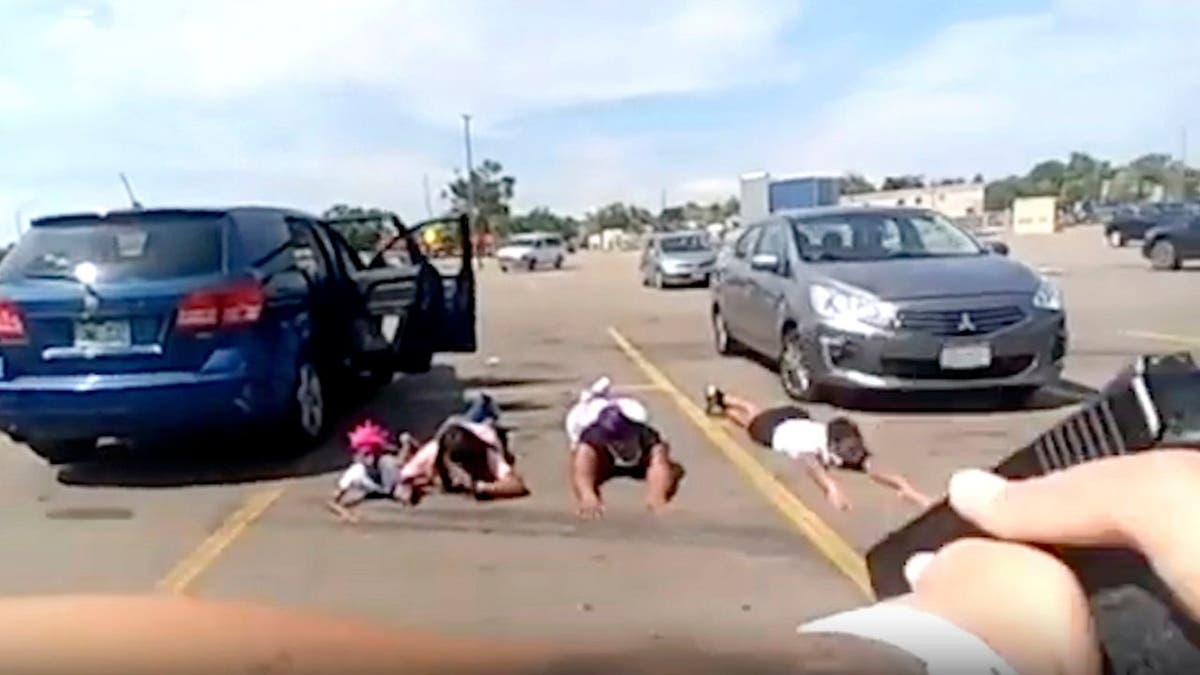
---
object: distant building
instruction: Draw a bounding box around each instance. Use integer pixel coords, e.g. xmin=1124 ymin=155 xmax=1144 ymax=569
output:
xmin=739 ymin=171 xmax=841 ymax=223
xmin=839 ymin=183 xmax=985 ymax=218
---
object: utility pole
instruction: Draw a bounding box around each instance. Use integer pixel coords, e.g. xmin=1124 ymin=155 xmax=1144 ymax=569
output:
xmin=1180 ymin=126 xmax=1190 ymax=200
xmin=422 ymin=173 xmax=434 ymax=219
xmin=462 ymin=114 xmax=477 ymax=224
xmin=462 ymin=113 xmax=480 ymax=267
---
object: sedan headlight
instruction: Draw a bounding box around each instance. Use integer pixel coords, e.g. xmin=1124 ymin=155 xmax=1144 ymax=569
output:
xmin=1032 ymin=277 xmax=1063 ymax=312
xmin=809 ymin=284 xmax=897 ymax=331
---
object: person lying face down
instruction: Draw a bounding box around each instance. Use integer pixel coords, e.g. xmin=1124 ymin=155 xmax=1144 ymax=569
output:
xmin=327 ymin=395 xmax=528 ymax=523
xmin=569 ymin=401 xmax=683 ymax=519
xmin=704 ymin=384 xmax=931 ymax=511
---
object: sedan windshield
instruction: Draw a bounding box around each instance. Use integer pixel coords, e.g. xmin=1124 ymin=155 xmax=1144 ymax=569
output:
xmin=660 ymin=235 xmax=709 ymax=253
xmin=789 ymin=211 xmax=983 ymax=262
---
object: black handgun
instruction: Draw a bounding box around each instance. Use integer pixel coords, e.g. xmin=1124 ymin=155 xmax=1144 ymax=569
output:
xmin=867 ymin=352 xmax=1200 ymax=675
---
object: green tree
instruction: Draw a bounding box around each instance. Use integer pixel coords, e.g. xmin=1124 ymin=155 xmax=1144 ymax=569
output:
xmin=586 ymin=202 xmax=654 ymax=233
xmin=509 ymin=207 xmax=579 ymax=239
xmin=839 ymin=173 xmax=876 ymax=195
xmin=881 ymin=175 xmax=925 ymax=190
xmin=321 ymin=204 xmax=397 ymax=251
xmin=444 ymin=159 xmax=516 ymax=235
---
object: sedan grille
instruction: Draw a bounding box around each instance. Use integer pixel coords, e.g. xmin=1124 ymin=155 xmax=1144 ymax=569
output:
xmin=897 ymin=306 xmax=1025 ymax=336
xmin=880 ymin=355 xmax=1034 ymax=380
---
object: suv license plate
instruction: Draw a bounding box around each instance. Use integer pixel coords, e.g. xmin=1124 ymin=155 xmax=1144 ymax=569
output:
xmin=74 ymin=320 xmax=132 ymax=350
xmin=939 ymin=343 xmax=992 ymax=370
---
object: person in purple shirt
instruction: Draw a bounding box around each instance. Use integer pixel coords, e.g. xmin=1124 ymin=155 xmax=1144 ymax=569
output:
xmin=570 ymin=402 xmax=683 ymax=519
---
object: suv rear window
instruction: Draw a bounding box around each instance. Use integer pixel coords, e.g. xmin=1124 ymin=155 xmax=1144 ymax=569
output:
xmin=0 ymin=215 xmax=225 ymax=283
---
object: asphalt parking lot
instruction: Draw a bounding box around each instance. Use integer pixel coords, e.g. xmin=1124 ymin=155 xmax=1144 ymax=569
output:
xmin=0 ymin=223 xmax=1194 ymax=649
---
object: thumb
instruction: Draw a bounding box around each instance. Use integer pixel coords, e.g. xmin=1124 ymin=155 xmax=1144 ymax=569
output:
xmin=948 ymin=467 xmax=1132 ymax=549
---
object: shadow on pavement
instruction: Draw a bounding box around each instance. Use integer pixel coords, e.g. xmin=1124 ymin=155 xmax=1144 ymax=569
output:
xmin=458 ymin=375 xmax=573 ymax=390
xmin=830 ymin=380 xmax=1095 ymax=414
xmin=740 ymin=353 xmax=1095 ymax=414
xmin=54 ymin=365 xmax=469 ymax=489
xmin=303 ymin=499 xmax=808 ymax=558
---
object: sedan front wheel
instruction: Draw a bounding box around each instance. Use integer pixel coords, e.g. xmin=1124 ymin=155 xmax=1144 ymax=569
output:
xmin=779 ymin=328 xmax=822 ymax=402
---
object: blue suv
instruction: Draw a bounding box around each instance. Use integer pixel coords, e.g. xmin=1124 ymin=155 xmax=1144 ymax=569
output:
xmin=0 ymin=207 xmax=476 ymax=463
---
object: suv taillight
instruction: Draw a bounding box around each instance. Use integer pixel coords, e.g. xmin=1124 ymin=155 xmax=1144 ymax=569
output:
xmin=0 ymin=300 xmax=26 ymax=344
xmin=176 ymin=281 xmax=265 ymax=332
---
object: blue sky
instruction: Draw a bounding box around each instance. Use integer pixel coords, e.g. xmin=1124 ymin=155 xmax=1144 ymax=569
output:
xmin=0 ymin=0 xmax=1196 ymax=242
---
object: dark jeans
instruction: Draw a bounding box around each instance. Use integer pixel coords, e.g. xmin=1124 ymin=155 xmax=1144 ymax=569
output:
xmin=462 ymin=393 xmax=500 ymax=424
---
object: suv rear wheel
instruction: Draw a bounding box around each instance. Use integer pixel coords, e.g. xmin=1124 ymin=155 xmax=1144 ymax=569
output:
xmin=1150 ymin=239 xmax=1181 ymax=271
xmin=1106 ymin=229 xmax=1126 ymax=247
xmin=281 ymin=359 xmax=326 ymax=451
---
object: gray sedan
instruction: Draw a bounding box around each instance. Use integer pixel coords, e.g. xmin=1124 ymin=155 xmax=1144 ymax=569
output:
xmin=710 ymin=207 xmax=1067 ymax=404
xmin=640 ymin=232 xmax=717 ymax=288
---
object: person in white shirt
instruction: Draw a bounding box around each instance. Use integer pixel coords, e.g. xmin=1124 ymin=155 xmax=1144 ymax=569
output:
xmin=704 ymin=384 xmax=930 ymax=511
xmin=564 ymin=376 xmax=650 ymax=446
xmin=564 ymin=377 xmax=680 ymax=518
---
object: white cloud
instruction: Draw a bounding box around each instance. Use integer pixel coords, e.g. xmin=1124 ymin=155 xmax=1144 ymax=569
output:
xmin=789 ymin=0 xmax=1200 ymax=181
xmin=17 ymin=0 xmax=804 ymax=127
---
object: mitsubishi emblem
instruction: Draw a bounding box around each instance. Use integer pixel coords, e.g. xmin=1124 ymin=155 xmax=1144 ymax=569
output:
xmin=957 ymin=312 xmax=976 ymax=333
xmin=82 ymin=290 xmax=100 ymax=316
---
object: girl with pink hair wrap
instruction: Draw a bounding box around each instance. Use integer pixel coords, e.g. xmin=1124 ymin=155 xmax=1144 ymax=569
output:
xmin=326 ymin=420 xmax=419 ymax=523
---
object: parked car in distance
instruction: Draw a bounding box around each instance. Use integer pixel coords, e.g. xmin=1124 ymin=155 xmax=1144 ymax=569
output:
xmin=711 ymin=207 xmax=1067 ymax=404
xmin=496 ymin=232 xmax=566 ymax=272
xmin=0 ymin=207 xmax=477 ymax=464
xmin=640 ymin=231 xmax=717 ymax=288
xmin=1142 ymin=215 xmax=1200 ymax=270
xmin=1104 ymin=202 xmax=1199 ymax=247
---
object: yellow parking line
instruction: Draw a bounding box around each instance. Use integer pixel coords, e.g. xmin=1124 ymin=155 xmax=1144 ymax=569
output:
xmin=608 ymin=327 xmax=874 ymax=598
xmin=1123 ymin=330 xmax=1200 ymax=347
xmin=155 ymin=487 xmax=284 ymax=595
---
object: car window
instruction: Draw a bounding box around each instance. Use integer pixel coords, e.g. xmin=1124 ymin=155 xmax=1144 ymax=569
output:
xmin=0 ymin=213 xmax=225 ymax=283
xmin=660 ymin=234 xmax=710 ymax=253
xmin=322 ymin=225 xmax=366 ymax=273
xmin=754 ymin=224 xmax=783 ymax=257
xmin=733 ymin=227 xmax=760 ymax=259
xmin=790 ymin=211 xmax=981 ymax=262
xmin=287 ymin=219 xmax=332 ymax=281
xmin=234 ymin=212 xmax=291 ymax=267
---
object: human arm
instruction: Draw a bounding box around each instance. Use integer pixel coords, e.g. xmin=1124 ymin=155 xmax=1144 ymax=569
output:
xmin=325 ymin=487 xmax=365 ymax=523
xmin=800 ymin=456 xmax=849 ymax=511
xmin=570 ymin=442 xmax=605 ymax=519
xmin=0 ymin=595 xmax=929 ymax=675
xmin=862 ymin=459 xmax=933 ymax=508
xmin=474 ymin=472 xmax=529 ymax=501
xmin=326 ymin=465 xmax=371 ymax=523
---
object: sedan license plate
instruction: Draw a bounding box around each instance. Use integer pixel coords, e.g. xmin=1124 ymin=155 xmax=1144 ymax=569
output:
xmin=939 ymin=343 xmax=992 ymax=370
xmin=74 ymin=320 xmax=132 ymax=350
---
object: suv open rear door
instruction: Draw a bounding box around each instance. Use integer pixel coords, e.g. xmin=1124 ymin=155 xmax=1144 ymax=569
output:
xmin=323 ymin=213 xmax=476 ymax=375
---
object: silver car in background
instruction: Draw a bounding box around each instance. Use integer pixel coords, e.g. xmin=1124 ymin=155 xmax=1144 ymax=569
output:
xmin=640 ymin=231 xmax=717 ymax=288
xmin=710 ymin=207 xmax=1067 ymax=405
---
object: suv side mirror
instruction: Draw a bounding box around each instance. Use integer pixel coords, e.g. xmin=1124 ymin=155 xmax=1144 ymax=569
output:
xmin=987 ymin=241 xmax=1010 ymax=256
xmin=750 ymin=253 xmax=781 ymax=272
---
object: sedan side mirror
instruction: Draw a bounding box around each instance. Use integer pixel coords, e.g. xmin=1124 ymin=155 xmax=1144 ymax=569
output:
xmin=750 ymin=253 xmax=781 ymax=272
xmin=987 ymin=241 xmax=1010 ymax=256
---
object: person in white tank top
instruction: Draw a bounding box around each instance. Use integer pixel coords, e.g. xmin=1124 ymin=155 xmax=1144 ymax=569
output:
xmin=704 ymin=384 xmax=931 ymax=511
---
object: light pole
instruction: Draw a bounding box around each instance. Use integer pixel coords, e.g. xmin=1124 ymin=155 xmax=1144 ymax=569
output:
xmin=462 ymin=113 xmax=480 ymax=266
xmin=13 ymin=198 xmax=36 ymax=239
